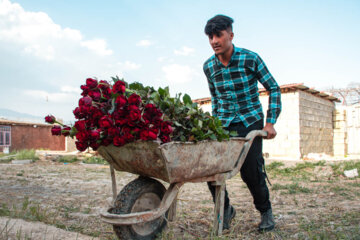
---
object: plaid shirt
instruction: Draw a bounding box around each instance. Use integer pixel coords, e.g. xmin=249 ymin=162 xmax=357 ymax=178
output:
xmin=203 ymin=46 xmax=281 ymax=127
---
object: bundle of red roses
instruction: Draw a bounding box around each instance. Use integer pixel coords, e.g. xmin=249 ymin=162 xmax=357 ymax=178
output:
xmin=45 ymin=78 xmax=173 ymax=152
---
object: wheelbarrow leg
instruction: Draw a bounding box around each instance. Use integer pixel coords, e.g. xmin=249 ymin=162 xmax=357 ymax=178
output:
xmin=109 ymin=165 xmax=117 ymax=205
xmin=212 ymin=181 xmax=225 ymax=236
xmin=167 ymin=193 xmax=178 ymax=221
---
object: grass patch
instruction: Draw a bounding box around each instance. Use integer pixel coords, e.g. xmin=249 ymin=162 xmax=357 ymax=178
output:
xmin=82 ymin=156 xmax=108 ymax=165
xmin=267 ymin=161 xmax=327 ymax=180
xmin=15 ymin=149 xmax=39 ymax=161
xmin=331 ymin=160 xmax=360 ymax=178
xmin=57 ymin=155 xmax=79 ymax=163
xmin=272 ymin=182 xmax=312 ymax=194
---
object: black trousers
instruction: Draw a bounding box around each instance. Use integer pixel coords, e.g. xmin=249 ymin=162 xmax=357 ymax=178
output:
xmin=207 ymin=119 xmax=271 ymax=213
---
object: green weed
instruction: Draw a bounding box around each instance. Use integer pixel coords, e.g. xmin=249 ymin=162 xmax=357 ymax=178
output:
xmin=272 ymin=182 xmax=311 ymax=194
xmin=82 ymin=156 xmax=108 ymax=165
xmin=15 ymin=149 xmax=39 ymax=161
xmin=57 ymin=155 xmax=79 ymax=163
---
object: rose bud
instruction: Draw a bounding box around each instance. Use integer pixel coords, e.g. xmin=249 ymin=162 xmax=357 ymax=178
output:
xmin=62 ymin=126 xmax=71 ymax=136
xmin=89 ymin=142 xmax=100 ymax=151
xmin=45 ymin=115 xmax=56 ymax=124
xmin=86 ymin=78 xmax=98 ymax=89
xmin=98 ymin=80 xmax=110 ymax=90
xmin=128 ymin=93 xmax=142 ymax=106
xmin=90 ymin=129 xmax=101 ymax=140
xmin=51 ymin=125 xmax=62 ymax=136
xmin=140 ymin=130 xmax=149 ymax=140
xmin=148 ymin=131 xmax=157 ymax=140
xmin=76 ymin=131 xmax=89 ymax=142
xmin=112 ymin=80 xmax=126 ymax=94
xmin=73 ymin=107 xmax=85 ymax=119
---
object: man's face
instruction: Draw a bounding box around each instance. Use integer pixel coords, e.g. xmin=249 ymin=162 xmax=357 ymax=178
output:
xmin=208 ymin=29 xmax=234 ymax=55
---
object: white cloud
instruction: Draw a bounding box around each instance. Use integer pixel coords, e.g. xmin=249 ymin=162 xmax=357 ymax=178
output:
xmin=117 ymin=61 xmax=141 ymax=71
xmin=60 ymin=86 xmax=81 ymax=94
xmin=174 ymin=46 xmax=195 ymax=56
xmin=81 ymin=39 xmax=113 ymax=56
xmin=162 ymin=64 xmax=199 ymax=83
xmin=0 ymin=0 xmax=113 ymax=59
xmin=136 ymin=39 xmax=153 ymax=47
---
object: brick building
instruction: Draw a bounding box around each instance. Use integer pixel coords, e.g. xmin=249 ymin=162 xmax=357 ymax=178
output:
xmin=193 ymin=83 xmax=340 ymax=160
xmin=0 ymin=119 xmax=66 ymax=152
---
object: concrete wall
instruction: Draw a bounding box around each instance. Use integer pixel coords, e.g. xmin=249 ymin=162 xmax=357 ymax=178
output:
xmin=333 ymin=108 xmax=347 ymax=156
xmin=260 ymin=91 xmax=301 ymax=159
xmin=0 ymin=123 xmax=65 ymax=152
xmin=298 ymin=91 xmax=334 ymax=157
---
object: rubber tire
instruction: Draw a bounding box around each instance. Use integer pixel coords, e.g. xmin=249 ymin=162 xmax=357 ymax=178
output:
xmin=110 ymin=176 xmax=168 ymax=240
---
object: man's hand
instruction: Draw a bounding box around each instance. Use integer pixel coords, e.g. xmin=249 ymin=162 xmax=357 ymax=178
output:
xmin=262 ymin=122 xmax=277 ymax=139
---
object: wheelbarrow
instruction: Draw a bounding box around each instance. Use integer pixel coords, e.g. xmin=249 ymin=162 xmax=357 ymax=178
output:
xmin=97 ymin=130 xmax=267 ymax=239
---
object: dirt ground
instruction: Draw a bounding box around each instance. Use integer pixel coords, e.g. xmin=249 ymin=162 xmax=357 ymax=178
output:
xmin=0 ymin=157 xmax=359 ymax=240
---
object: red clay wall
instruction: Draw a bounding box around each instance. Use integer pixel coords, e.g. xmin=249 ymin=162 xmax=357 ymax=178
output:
xmin=0 ymin=124 xmax=65 ymax=152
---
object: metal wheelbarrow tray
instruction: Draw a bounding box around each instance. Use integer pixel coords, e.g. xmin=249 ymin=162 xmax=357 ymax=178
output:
xmin=97 ymin=130 xmax=267 ymax=238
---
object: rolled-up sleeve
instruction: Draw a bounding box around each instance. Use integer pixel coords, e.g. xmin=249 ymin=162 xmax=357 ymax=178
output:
xmin=255 ymin=55 xmax=282 ymax=124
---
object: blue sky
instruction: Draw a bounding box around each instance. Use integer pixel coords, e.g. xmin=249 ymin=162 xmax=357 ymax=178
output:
xmin=0 ymin=0 xmax=359 ymax=122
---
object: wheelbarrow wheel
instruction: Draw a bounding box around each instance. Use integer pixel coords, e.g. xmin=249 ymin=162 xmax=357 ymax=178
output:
xmin=110 ymin=176 xmax=168 ymax=240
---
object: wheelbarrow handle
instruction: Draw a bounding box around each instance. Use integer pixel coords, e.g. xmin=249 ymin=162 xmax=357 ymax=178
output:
xmin=245 ymin=130 xmax=268 ymax=140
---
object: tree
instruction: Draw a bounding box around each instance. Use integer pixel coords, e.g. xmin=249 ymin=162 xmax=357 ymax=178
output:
xmin=327 ymin=82 xmax=360 ymax=105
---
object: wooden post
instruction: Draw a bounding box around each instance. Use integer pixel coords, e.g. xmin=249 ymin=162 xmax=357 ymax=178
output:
xmin=110 ymin=165 xmax=117 ymax=204
xmin=213 ymin=182 xmax=225 ymax=236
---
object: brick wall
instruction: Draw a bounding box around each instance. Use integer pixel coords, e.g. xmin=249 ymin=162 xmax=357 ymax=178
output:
xmin=298 ymin=91 xmax=334 ymax=156
xmin=333 ymin=108 xmax=347 ymax=156
xmin=0 ymin=123 xmax=65 ymax=152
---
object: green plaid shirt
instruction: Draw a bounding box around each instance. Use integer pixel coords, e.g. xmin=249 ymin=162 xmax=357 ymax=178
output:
xmin=203 ymin=46 xmax=281 ymax=127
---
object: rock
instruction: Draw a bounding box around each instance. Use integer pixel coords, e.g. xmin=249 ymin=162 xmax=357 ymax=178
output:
xmin=344 ymin=168 xmax=359 ymax=178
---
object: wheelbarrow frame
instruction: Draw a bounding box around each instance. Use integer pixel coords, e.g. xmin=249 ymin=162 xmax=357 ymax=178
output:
xmin=99 ymin=130 xmax=267 ymax=236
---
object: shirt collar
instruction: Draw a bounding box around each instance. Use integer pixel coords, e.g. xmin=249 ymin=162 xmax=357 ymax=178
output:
xmin=214 ymin=44 xmax=238 ymax=67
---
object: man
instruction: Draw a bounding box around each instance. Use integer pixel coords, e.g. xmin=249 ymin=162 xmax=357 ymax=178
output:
xmin=203 ymin=15 xmax=281 ymax=232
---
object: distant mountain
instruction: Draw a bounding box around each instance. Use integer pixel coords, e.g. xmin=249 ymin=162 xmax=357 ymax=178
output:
xmin=0 ymin=108 xmax=44 ymax=123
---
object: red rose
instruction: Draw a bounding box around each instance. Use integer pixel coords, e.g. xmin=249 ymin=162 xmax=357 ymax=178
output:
xmin=90 ymin=107 xmax=103 ymax=120
xmin=149 ymin=126 xmax=159 ymax=135
xmin=112 ymin=109 xmax=127 ymax=119
xmin=115 ymin=118 xmax=127 ymax=126
xmin=45 ymin=115 xmax=56 ymax=124
xmin=76 ymin=131 xmax=89 ymax=142
xmin=89 ymin=142 xmax=100 ymax=151
xmin=75 ymin=141 xmax=88 ymax=152
xmin=108 ymin=127 xmax=120 ymax=136
xmin=113 ymin=136 xmax=126 ymax=146
xmin=90 ymin=129 xmax=101 ymax=140
xmin=98 ymin=80 xmax=110 ymax=90
xmin=89 ymin=90 xmax=101 ymax=101
xmin=62 ymin=126 xmax=71 ymax=136
xmin=140 ymin=130 xmax=149 ymax=140
xmin=128 ymin=93 xmax=141 ymax=106
xmin=99 ymin=115 xmax=113 ymax=129
xmin=148 ymin=131 xmax=157 ymax=140
xmin=160 ymin=134 xmax=171 ymax=143
xmin=128 ymin=105 xmax=141 ymax=122
xmin=86 ymin=78 xmax=98 ymax=89
xmin=161 ymin=121 xmax=173 ymax=135
xmin=73 ymin=107 xmax=85 ymax=119
xmin=80 ymin=85 xmax=89 ymax=96
xmin=74 ymin=120 xmax=87 ymax=131
xmin=51 ymin=125 xmax=62 ymax=136
xmin=112 ymin=80 xmax=126 ymax=94
xmin=145 ymin=103 xmax=155 ymax=109
xmin=79 ymin=96 xmax=92 ymax=107
xmin=152 ymin=118 xmax=163 ymax=127
xmin=115 ymin=95 xmax=127 ymax=108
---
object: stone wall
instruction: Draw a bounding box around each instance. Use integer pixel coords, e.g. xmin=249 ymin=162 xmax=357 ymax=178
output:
xmin=298 ymin=91 xmax=334 ymax=157
xmin=260 ymin=91 xmax=301 ymax=159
